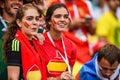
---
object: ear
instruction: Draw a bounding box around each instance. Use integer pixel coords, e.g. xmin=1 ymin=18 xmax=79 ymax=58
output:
xmin=16 ymin=19 xmax=22 ymax=28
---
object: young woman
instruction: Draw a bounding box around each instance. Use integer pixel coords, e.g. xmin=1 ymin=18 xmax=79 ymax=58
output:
xmin=40 ymin=3 xmax=77 ymax=80
xmin=2 ymin=3 xmax=46 ymax=80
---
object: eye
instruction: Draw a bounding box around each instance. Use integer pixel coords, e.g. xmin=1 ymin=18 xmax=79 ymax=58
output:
xmin=54 ymin=14 xmax=61 ymax=18
xmin=35 ymin=16 xmax=40 ymax=21
xmin=19 ymin=0 xmax=23 ymax=2
xmin=99 ymin=65 xmax=117 ymax=73
xmin=26 ymin=16 xmax=33 ymax=21
xmin=64 ymin=14 xmax=69 ymax=19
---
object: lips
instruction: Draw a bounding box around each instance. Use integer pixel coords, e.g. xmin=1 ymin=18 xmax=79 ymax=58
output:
xmin=57 ymin=23 xmax=67 ymax=28
xmin=31 ymin=27 xmax=38 ymax=32
xmin=58 ymin=24 xmax=65 ymax=26
xmin=13 ymin=6 xmax=19 ymax=9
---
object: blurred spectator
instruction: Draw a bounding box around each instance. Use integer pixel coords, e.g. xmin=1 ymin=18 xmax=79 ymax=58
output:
xmin=96 ymin=0 xmax=120 ymax=47
xmin=91 ymin=0 xmax=109 ymax=21
xmin=116 ymin=1 xmax=120 ymax=20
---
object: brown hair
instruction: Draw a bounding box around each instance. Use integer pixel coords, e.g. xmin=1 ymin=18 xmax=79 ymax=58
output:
xmin=97 ymin=44 xmax=120 ymax=65
xmin=2 ymin=3 xmax=42 ymax=60
xmin=45 ymin=3 xmax=69 ymax=30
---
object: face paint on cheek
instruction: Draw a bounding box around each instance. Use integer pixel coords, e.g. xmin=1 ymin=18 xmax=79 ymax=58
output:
xmin=23 ymin=21 xmax=29 ymax=28
xmin=51 ymin=19 xmax=56 ymax=26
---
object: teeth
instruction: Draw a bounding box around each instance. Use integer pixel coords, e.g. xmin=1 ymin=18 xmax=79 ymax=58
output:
xmin=58 ymin=24 xmax=65 ymax=26
xmin=13 ymin=5 xmax=20 ymax=9
xmin=13 ymin=7 xmax=19 ymax=9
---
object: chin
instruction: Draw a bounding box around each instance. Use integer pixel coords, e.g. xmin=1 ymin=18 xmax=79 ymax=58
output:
xmin=103 ymin=75 xmax=110 ymax=78
xmin=31 ymin=33 xmax=37 ymax=35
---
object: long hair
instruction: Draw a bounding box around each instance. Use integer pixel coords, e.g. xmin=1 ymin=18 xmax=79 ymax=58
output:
xmin=2 ymin=3 xmax=42 ymax=60
xmin=45 ymin=3 xmax=69 ymax=30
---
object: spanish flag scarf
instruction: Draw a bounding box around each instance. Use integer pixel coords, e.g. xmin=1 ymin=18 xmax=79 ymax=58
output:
xmin=15 ymin=30 xmax=46 ymax=80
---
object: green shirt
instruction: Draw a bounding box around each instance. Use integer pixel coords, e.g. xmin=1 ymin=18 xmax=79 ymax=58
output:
xmin=0 ymin=18 xmax=7 ymax=80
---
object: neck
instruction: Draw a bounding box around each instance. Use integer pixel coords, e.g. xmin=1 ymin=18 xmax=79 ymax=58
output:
xmin=22 ymin=32 xmax=33 ymax=40
xmin=49 ymin=30 xmax=62 ymax=40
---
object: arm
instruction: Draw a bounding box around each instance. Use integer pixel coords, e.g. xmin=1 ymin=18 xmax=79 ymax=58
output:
xmin=84 ymin=16 xmax=96 ymax=35
xmin=6 ymin=39 xmax=21 ymax=80
xmin=69 ymin=16 xmax=96 ymax=35
xmin=8 ymin=66 xmax=20 ymax=80
xmin=69 ymin=18 xmax=85 ymax=31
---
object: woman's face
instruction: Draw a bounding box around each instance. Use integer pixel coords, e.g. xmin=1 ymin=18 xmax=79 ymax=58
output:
xmin=49 ymin=7 xmax=70 ymax=32
xmin=18 ymin=8 xmax=40 ymax=39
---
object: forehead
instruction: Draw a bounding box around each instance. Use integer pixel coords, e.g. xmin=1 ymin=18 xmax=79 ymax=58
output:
xmin=53 ymin=7 xmax=68 ymax=15
xmin=6 ymin=0 xmax=23 ymax=1
xmin=99 ymin=58 xmax=119 ymax=67
xmin=24 ymin=8 xmax=39 ymax=16
xmin=108 ymin=0 xmax=120 ymax=3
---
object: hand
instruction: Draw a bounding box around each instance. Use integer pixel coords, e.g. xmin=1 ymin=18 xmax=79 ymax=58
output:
xmin=47 ymin=71 xmax=75 ymax=80
xmin=60 ymin=71 xmax=75 ymax=80
xmin=84 ymin=19 xmax=96 ymax=35
xmin=69 ymin=18 xmax=85 ymax=31
xmin=32 ymin=33 xmax=45 ymax=45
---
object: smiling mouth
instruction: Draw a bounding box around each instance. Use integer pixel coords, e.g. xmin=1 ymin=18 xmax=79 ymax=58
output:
xmin=57 ymin=23 xmax=66 ymax=27
xmin=31 ymin=28 xmax=38 ymax=32
xmin=12 ymin=4 xmax=21 ymax=11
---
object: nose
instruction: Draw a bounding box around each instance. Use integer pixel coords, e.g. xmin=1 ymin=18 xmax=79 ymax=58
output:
xmin=60 ymin=16 xmax=65 ymax=21
xmin=33 ymin=19 xmax=39 ymax=25
xmin=15 ymin=0 xmax=23 ymax=5
xmin=104 ymin=70 xmax=112 ymax=77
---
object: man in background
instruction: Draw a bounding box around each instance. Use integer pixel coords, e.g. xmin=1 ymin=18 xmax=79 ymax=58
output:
xmin=96 ymin=0 xmax=120 ymax=47
xmin=80 ymin=44 xmax=120 ymax=80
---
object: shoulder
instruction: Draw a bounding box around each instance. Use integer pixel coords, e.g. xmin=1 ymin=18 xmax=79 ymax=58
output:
xmin=80 ymin=58 xmax=98 ymax=79
xmin=7 ymin=38 xmax=20 ymax=52
xmin=80 ymin=54 xmax=98 ymax=73
xmin=98 ymin=12 xmax=112 ymax=21
xmin=63 ymin=36 xmax=76 ymax=46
